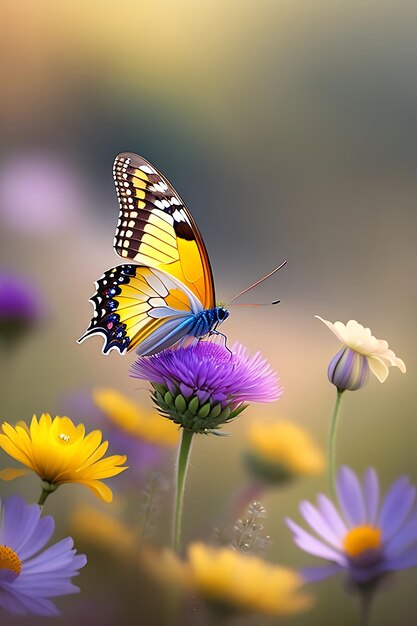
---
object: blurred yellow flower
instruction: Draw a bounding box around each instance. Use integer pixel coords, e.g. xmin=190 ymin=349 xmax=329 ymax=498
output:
xmin=143 ymin=542 xmax=312 ymax=616
xmin=71 ymin=504 xmax=137 ymax=561
xmin=316 ymin=316 xmax=406 ymax=384
xmin=245 ymin=420 xmax=324 ymax=483
xmin=93 ymin=388 xmax=180 ymax=446
xmin=0 ymin=414 xmax=127 ymax=502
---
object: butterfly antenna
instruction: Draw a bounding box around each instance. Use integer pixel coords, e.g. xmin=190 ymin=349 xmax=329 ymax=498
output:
xmin=229 ymin=300 xmax=281 ymax=307
xmin=225 ymin=261 xmax=287 ymax=306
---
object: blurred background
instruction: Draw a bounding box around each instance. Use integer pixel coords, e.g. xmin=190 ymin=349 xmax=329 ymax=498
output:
xmin=0 ymin=0 xmax=416 ymax=624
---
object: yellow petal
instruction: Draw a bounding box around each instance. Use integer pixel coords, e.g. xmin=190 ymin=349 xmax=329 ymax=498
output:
xmin=0 ymin=468 xmax=29 ymax=480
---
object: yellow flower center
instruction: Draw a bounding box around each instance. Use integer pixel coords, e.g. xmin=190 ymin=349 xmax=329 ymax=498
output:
xmin=343 ymin=526 xmax=382 ymax=558
xmin=58 ymin=433 xmax=71 ymax=444
xmin=0 ymin=545 xmax=22 ymax=576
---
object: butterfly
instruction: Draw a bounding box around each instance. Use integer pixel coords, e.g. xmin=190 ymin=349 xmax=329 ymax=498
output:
xmin=78 ymin=152 xmax=230 ymax=356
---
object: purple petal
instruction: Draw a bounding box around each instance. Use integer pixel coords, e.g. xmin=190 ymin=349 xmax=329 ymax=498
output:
xmin=286 ymin=518 xmax=346 ymax=565
xmin=317 ymin=494 xmax=347 ymax=538
xmin=378 ymin=477 xmax=416 ymax=540
xmin=336 ymin=466 xmax=366 ymax=526
xmin=301 ymin=564 xmax=342 ymax=582
xmin=0 ymin=496 xmax=41 ymax=550
xmin=363 ymin=468 xmax=379 ymax=525
xmin=384 ymin=513 xmax=417 ymax=558
xmin=384 ymin=546 xmax=417 ymax=571
xmin=0 ymin=587 xmax=60 ymax=616
xmin=299 ymin=500 xmax=343 ymax=549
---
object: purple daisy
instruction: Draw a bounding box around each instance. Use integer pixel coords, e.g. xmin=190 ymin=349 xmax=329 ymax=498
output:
xmin=130 ymin=340 xmax=281 ymax=433
xmin=0 ymin=495 xmax=87 ymax=616
xmin=286 ymin=466 xmax=417 ymax=584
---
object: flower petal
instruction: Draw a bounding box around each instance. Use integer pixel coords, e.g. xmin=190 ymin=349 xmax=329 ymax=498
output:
xmin=298 ymin=501 xmax=343 ymax=549
xmin=363 ymin=468 xmax=380 ymax=524
xmin=378 ymin=477 xmax=416 ymax=540
xmin=367 ymin=356 xmax=389 ymax=382
xmin=0 ymin=468 xmax=29 ymax=480
xmin=286 ymin=518 xmax=346 ymax=565
xmin=336 ymin=466 xmax=366 ymax=526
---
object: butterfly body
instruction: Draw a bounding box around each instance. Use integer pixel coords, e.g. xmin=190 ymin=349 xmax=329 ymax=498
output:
xmin=79 ymin=153 xmax=227 ymax=356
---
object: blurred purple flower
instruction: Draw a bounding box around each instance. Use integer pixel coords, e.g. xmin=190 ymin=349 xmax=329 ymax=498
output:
xmin=0 ymin=495 xmax=86 ymax=616
xmin=286 ymin=466 xmax=417 ymax=584
xmin=0 ymin=152 xmax=81 ymax=236
xmin=131 ymin=341 xmax=281 ymax=433
xmin=0 ymin=272 xmax=45 ymax=349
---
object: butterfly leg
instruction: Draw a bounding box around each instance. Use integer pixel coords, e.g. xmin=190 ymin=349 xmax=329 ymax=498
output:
xmin=209 ymin=329 xmax=232 ymax=356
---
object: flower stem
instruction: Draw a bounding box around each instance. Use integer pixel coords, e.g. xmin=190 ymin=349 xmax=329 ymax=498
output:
xmin=38 ymin=488 xmax=50 ymax=506
xmin=173 ymin=428 xmax=194 ymax=553
xmin=327 ymin=389 xmax=344 ymax=497
xmin=38 ymin=480 xmax=58 ymax=507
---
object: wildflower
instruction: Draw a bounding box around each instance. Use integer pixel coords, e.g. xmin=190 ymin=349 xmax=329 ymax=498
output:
xmin=244 ymin=420 xmax=325 ymax=485
xmin=0 ymin=414 xmax=128 ymax=503
xmin=0 ymin=495 xmax=86 ymax=616
xmin=316 ymin=316 xmax=406 ymax=391
xmin=131 ymin=341 xmax=281 ymax=434
xmin=93 ymin=388 xmax=179 ymax=446
xmin=0 ymin=272 xmax=44 ymax=350
xmin=143 ymin=542 xmax=312 ymax=616
xmin=286 ymin=466 xmax=417 ymax=584
xmin=71 ymin=505 xmax=137 ymax=562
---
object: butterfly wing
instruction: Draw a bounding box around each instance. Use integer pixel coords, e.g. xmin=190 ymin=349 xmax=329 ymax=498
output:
xmin=113 ymin=152 xmax=215 ymax=310
xmin=78 ymin=264 xmax=203 ymax=356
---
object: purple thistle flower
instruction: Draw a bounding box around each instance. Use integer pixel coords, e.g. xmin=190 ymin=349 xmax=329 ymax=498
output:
xmin=286 ymin=466 xmax=417 ymax=585
xmin=131 ymin=341 xmax=281 ymax=433
xmin=0 ymin=495 xmax=86 ymax=616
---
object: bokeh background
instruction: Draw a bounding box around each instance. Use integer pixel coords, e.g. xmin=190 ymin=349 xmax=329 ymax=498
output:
xmin=0 ymin=0 xmax=416 ymax=624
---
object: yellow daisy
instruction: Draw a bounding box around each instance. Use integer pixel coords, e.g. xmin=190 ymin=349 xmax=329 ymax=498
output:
xmin=0 ymin=414 xmax=127 ymax=503
xmin=93 ymin=388 xmax=180 ymax=447
xmin=244 ymin=419 xmax=324 ymax=484
xmin=143 ymin=542 xmax=312 ymax=616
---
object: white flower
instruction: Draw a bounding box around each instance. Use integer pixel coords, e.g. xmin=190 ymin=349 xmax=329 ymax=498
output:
xmin=316 ymin=316 xmax=406 ymax=383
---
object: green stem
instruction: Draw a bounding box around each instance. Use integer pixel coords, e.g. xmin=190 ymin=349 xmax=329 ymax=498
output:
xmin=327 ymin=389 xmax=344 ymax=497
xmin=173 ymin=429 xmax=194 ymax=554
xmin=38 ymin=488 xmax=51 ymax=506
xmin=38 ymin=480 xmax=58 ymax=507
xmin=358 ymin=587 xmax=374 ymax=626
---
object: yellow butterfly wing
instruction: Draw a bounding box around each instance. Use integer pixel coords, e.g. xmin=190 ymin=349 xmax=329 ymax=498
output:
xmin=78 ymin=264 xmax=204 ymax=355
xmin=113 ymin=152 xmax=215 ymax=310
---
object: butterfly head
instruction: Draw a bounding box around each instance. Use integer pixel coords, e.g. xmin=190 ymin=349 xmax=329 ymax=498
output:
xmin=215 ymin=305 xmax=229 ymax=324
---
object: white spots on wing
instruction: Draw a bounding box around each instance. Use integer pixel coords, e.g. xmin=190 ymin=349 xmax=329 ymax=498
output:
xmin=121 ymin=250 xmax=128 ymax=257
xmin=170 ymin=196 xmax=180 ymax=205
xmin=123 ymin=240 xmax=129 ymax=248
xmin=130 ymin=211 xmax=138 ymax=218
xmin=139 ymin=165 xmax=155 ymax=174
xmin=151 ymin=180 xmax=168 ymax=193
xmin=161 ymin=199 xmax=171 ymax=209
xmin=126 ymin=229 xmax=133 ymax=238
xmin=154 ymin=199 xmax=164 ymax=210
xmin=128 ymin=220 xmax=135 ymax=228
xmin=173 ymin=209 xmax=186 ymax=222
